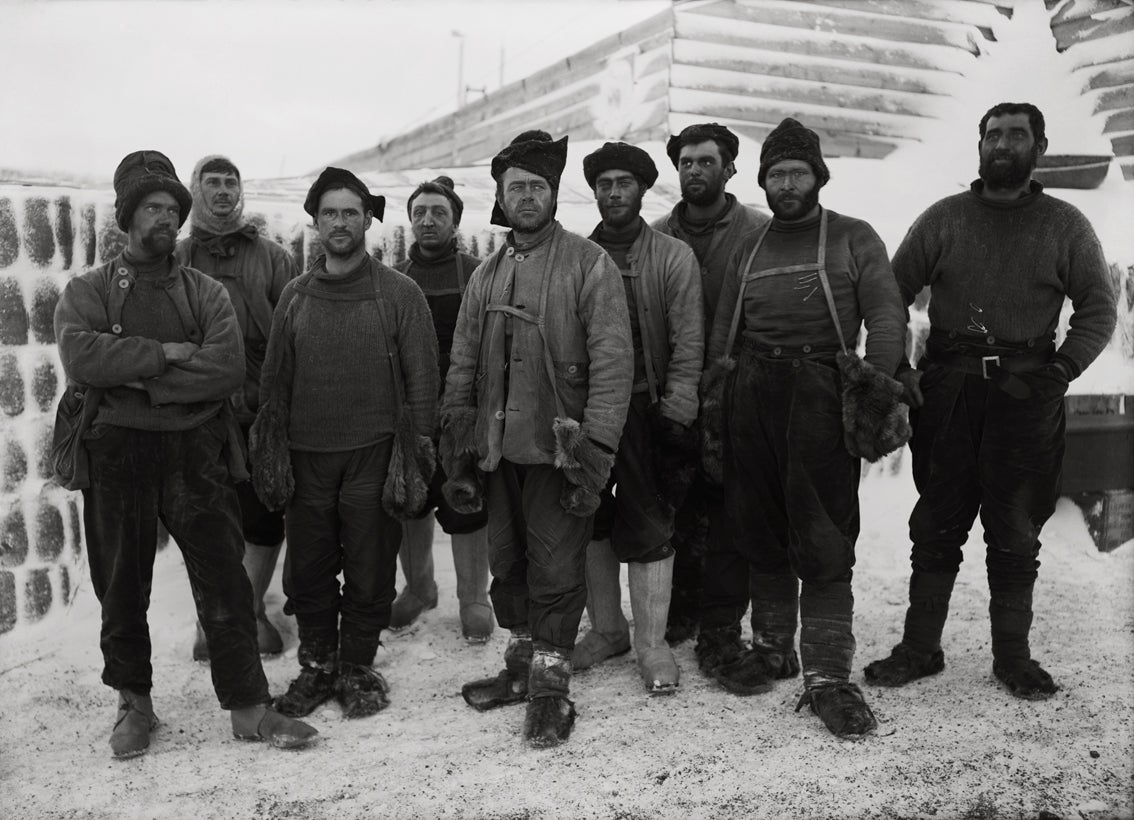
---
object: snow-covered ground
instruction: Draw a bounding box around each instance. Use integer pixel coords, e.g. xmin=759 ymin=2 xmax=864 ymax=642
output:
xmin=1 ymin=473 xmax=1131 ymax=820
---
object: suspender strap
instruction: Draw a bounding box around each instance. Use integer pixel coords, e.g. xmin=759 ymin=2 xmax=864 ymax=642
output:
xmin=810 ymin=212 xmax=848 ymax=355
xmin=720 ymin=221 xmax=773 ymax=363
xmin=370 ymin=269 xmax=406 ymax=410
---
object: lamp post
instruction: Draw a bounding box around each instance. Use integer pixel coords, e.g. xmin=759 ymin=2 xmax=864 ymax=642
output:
xmin=452 ymin=30 xmax=466 ymax=109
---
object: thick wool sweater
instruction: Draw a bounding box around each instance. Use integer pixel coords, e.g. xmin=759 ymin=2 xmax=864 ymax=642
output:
xmin=259 ymin=254 xmax=439 ymax=452
xmin=708 ymin=209 xmax=906 ymax=375
xmin=891 ymin=181 xmax=1116 ymax=377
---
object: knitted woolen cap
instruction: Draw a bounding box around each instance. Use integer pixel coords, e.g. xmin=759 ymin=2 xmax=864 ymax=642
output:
xmin=406 ymin=175 xmax=464 ymax=226
xmin=113 ymin=150 xmax=192 ymax=231
xmin=757 ymin=118 xmax=831 ymax=187
xmin=582 ymin=142 xmax=658 ymax=190
xmin=665 ymin=123 xmax=740 ymax=169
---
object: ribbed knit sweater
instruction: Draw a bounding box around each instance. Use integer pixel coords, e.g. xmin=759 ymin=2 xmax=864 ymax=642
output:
xmin=891 ymin=181 xmax=1116 ymax=377
xmin=259 ymin=254 xmax=439 ymax=452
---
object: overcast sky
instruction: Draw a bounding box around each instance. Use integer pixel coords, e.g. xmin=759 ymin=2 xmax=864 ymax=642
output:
xmin=0 ymin=0 xmax=669 ymax=181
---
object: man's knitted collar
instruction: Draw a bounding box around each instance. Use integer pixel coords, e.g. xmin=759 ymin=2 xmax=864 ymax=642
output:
xmin=673 ymin=193 xmax=737 ymax=236
xmin=408 ymin=238 xmax=459 ymax=267
xmin=191 ymin=223 xmax=260 ymax=258
xmin=968 ymin=179 xmax=1044 ymax=208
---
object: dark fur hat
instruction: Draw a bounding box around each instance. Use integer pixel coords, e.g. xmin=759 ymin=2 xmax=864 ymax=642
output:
xmin=665 ymin=123 xmax=740 ymax=169
xmin=113 ymin=150 xmax=192 ymax=231
xmin=304 ymin=167 xmax=386 ymax=221
xmin=758 ymin=118 xmax=831 ymax=188
xmin=582 ymin=142 xmax=658 ymax=190
xmin=490 ymin=130 xmax=568 ymax=228
xmin=406 ymin=175 xmax=464 ymax=226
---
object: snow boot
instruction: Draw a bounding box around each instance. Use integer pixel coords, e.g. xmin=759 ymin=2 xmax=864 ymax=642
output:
xmin=390 ymin=514 xmax=439 ymax=629
xmin=990 ymin=585 xmax=1058 ymax=700
xmin=336 ymin=663 xmax=392 ymax=718
xmin=452 ymin=528 xmax=494 ymax=644
xmin=274 ymin=632 xmax=338 ymax=718
xmin=628 ymin=555 xmax=679 ymax=694
xmin=462 ymin=629 xmax=532 ymax=710
xmin=572 ymin=538 xmax=630 ymax=670
xmin=109 ymin=690 xmax=158 ymax=759
xmin=231 ymin=704 xmax=319 ymax=749
xmin=865 ymin=569 xmax=955 ymax=686
xmin=696 ymin=624 xmax=771 ymax=695
xmin=523 ymin=647 xmax=576 ymax=748
xmin=244 ymin=542 xmax=284 ymax=656
xmin=795 ymin=681 xmax=878 ymax=739
xmin=749 ymin=571 xmax=802 ymax=680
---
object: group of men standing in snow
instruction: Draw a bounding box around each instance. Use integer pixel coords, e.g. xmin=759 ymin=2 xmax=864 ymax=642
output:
xmin=53 ymin=101 xmax=1116 ymax=757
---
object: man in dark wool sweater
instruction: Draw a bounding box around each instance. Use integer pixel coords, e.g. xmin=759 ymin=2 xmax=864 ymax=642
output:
xmin=866 ymin=102 xmax=1117 ymax=701
xmin=251 ymin=168 xmax=439 ymax=720
xmin=441 ymin=131 xmax=632 ymax=747
xmin=54 ymin=150 xmax=316 ymax=757
xmin=701 ymin=118 xmax=907 ymax=738
xmin=175 ymin=154 xmax=298 ymax=661
xmin=652 ymin=123 xmax=770 ymax=646
xmin=390 ymin=176 xmax=494 ymax=644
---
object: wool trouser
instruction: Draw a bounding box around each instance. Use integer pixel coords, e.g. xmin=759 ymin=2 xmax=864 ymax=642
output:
xmin=592 ymin=393 xmax=676 ymax=564
xmin=704 ymin=351 xmax=860 ymax=631
xmin=82 ymin=419 xmax=269 ymax=709
xmin=907 ymin=362 xmax=1066 ymax=660
xmin=284 ymin=438 xmax=401 ymax=667
xmin=485 ymin=460 xmax=594 ymax=653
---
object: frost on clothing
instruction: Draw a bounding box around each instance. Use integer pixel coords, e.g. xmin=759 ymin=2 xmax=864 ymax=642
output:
xmin=891 ymin=181 xmax=1116 ymax=378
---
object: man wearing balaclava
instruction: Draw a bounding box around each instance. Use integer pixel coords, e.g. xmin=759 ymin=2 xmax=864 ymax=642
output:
xmin=440 ymin=130 xmax=632 ymax=747
xmin=866 ymin=102 xmax=1115 ymax=702
xmin=175 ymin=155 xmax=298 ymax=662
xmin=700 ymin=118 xmax=906 ymax=738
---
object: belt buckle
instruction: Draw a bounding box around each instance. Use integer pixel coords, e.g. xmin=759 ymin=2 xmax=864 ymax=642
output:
xmin=981 ymin=355 xmax=1000 ymax=379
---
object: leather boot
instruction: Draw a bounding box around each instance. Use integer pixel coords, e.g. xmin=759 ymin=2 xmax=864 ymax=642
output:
xmin=462 ymin=629 xmax=532 ymax=710
xmin=523 ymin=647 xmax=576 ymax=748
xmin=243 ymin=542 xmax=284 ymax=656
xmin=571 ymin=538 xmax=630 ymax=670
xmin=990 ymin=585 xmax=1058 ymax=700
xmin=865 ymin=570 xmax=954 ymax=687
xmin=452 ymin=527 xmax=494 ymax=644
xmin=628 ymin=555 xmax=679 ymax=694
xmin=390 ymin=514 xmax=439 ymax=629
xmin=109 ymin=690 xmax=159 ymax=759
xmin=232 ymin=703 xmax=319 ymax=748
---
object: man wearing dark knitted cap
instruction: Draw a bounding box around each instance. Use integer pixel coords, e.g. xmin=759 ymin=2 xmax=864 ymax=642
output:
xmin=440 ymin=130 xmax=632 ymax=746
xmin=865 ymin=102 xmax=1116 ymax=701
xmin=699 ymin=117 xmax=906 ymax=738
xmin=568 ymin=141 xmax=704 ymax=696
xmin=652 ymin=122 xmax=770 ymax=646
xmin=388 ymin=176 xmax=494 ymax=645
xmin=251 ymin=167 xmax=440 ymax=720
xmin=174 ymin=155 xmax=298 ymax=662
xmin=54 ymin=150 xmax=317 ymax=757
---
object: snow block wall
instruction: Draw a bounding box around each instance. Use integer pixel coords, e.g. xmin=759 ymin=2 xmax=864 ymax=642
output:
xmin=0 ymin=184 xmax=501 ymax=636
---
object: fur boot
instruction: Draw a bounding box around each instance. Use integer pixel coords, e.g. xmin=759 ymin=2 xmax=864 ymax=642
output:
xmin=836 ymin=351 xmax=911 ymax=462
xmin=553 ymin=417 xmax=615 ymax=518
xmin=248 ymin=393 xmax=294 ymax=511
xmin=699 ymin=356 xmax=736 ymax=485
xmin=439 ymin=407 xmax=484 ymax=514
xmin=648 ymin=404 xmax=699 ymax=513
xmin=382 ymin=409 xmax=436 ymax=520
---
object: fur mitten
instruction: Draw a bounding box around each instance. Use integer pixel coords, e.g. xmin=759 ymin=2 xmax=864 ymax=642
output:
xmin=439 ymin=407 xmax=484 ymax=514
xmin=837 ymin=351 xmax=911 ymax=462
xmin=248 ymin=394 xmax=293 ymax=511
xmin=648 ymin=403 xmax=699 ymax=513
xmin=382 ymin=408 xmax=436 ymax=520
xmin=553 ymin=417 xmax=616 ymax=517
xmin=699 ymin=356 xmax=736 ymax=485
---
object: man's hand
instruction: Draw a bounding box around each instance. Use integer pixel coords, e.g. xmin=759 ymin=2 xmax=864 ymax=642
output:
xmin=161 ymin=341 xmax=200 ymax=365
xmin=898 ymin=369 xmax=924 ymax=409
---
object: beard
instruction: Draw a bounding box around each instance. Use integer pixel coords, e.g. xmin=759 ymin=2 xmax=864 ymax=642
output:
xmin=598 ymin=196 xmax=642 ymax=230
xmin=505 ymin=201 xmax=554 ymax=234
xmin=140 ymin=227 xmax=176 ymax=255
xmin=680 ymin=174 xmax=724 ymax=207
xmin=766 ymin=186 xmax=820 ymax=221
xmin=323 ymin=230 xmax=365 ymax=259
xmin=979 ymin=147 xmax=1038 ymax=188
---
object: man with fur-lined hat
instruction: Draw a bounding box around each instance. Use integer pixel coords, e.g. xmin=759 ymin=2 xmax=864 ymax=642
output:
xmin=699 ymin=118 xmax=906 ymax=737
xmin=570 ymin=141 xmax=704 ymax=695
xmin=440 ymin=130 xmax=632 ymax=746
xmin=54 ymin=150 xmax=317 ymax=757
xmin=652 ymin=123 xmax=770 ymax=645
xmin=251 ymin=167 xmax=439 ymax=720
xmin=174 ymin=155 xmax=298 ymax=661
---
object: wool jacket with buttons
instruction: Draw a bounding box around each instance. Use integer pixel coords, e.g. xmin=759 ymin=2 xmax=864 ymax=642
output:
xmin=442 ymin=221 xmax=633 ymax=469
xmin=54 ymin=253 xmax=245 ymax=431
xmin=891 ymin=181 xmax=1116 ymax=378
xmin=174 ymin=229 xmax=298 ymax=422
xmin=652 ymin=194 xmax=770 ymax=330
xmin=707 ymin=208 xmax=906 ymax=376
xmin=588 ymin=218 xmax=705 ymax=426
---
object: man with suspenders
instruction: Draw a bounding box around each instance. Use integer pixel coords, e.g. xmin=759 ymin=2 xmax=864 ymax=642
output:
xmin=702 ymin=118 xmax=906 ymax=737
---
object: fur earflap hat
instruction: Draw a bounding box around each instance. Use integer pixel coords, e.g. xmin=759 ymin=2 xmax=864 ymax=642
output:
xmin=406 ymin=175 xmax=464 ymax=226
xmin=304 ymin=167 xmax=386 ymax=221
xmin=582 ymin=142 xmax=658 ymax=190
xmin=665 ymin=123 xmax=739 ymax=170
xmin=758 ymin=118 xmax=831 ymax=188
xmin=113 ymin=150 xmax=192 ymax=231
xmin=490 ymin=130 xmax=568 ymax=227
